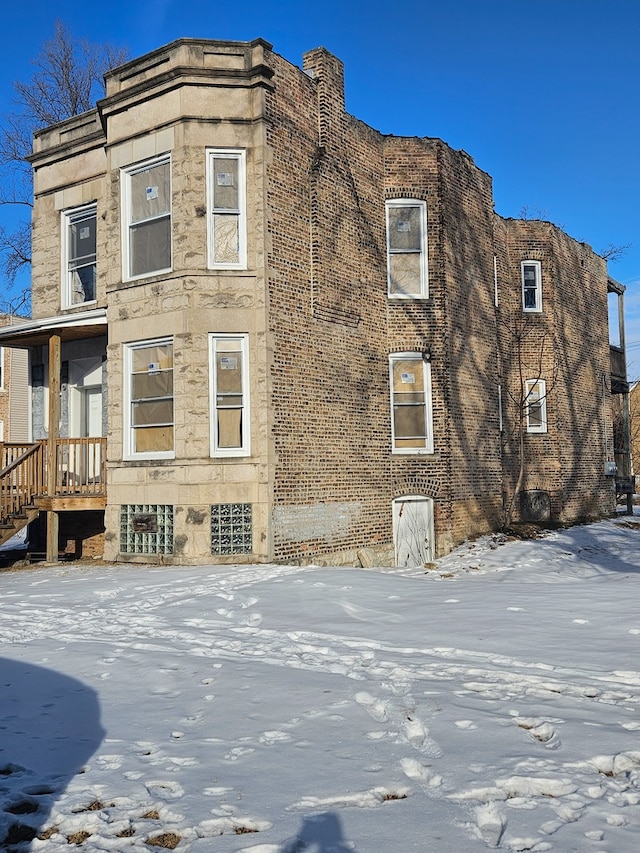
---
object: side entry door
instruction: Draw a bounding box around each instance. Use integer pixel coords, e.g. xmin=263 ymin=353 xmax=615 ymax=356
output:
xmin=393 ymin=496 xmax=434 ymax=567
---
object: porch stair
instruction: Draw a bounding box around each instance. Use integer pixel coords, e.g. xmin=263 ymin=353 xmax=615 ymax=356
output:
xmin=0 ymin=442 xmax=43 ymax=550
xmin=1 ymin=438 xmax=107 ymax=559
xmin=0 ymin=506 xmax=39 ymax=549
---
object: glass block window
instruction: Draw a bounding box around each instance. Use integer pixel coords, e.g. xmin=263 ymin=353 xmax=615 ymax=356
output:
xmin=211 ymin=503 xmax=252 ymax=555
xmin=120 ymin=504 xmax=174 ymax=555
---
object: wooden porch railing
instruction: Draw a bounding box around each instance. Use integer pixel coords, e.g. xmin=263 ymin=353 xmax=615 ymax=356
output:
xmin=0 ymin=438 xmax=106 ymax=524
xmin=1 ymin=442 xmax=36 ymax=469
xmin=0 ymin=443 xmax=43 ymax=524
xmin=47 ymin=437 xmax=107 ymax=497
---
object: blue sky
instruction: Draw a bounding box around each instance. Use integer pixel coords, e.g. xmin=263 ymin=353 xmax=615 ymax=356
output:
xmin=2 ymin=0 xmax=639 ymax=376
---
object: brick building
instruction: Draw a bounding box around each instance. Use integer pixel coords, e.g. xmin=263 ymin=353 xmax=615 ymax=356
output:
xmin=0 ymin=38 xmax=630 ymax=564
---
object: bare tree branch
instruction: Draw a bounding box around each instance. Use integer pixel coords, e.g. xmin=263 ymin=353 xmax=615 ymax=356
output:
xmin=599 ymin=242 xmax=631 ymax=263
xmin=0 ymin=20 xmax=127 ymax=314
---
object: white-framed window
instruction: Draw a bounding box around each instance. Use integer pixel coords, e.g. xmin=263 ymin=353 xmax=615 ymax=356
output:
xmin=209 ymin=334 xmax=250 ymax=456
xmin=389 ymin=353 xmax=433 ymax=453
xmin=525 ymin=379 xmax=547 ymax=433
xmin=207 ymin=149 xmax=247 ymax=269
xmin=122 ymin=155 xmax=172 ymax=280
xmin=62 ymin=204 xmax=97 ymax=307
xmin=124 ymin=338 xmax=174 ymax=459
xmin=386 ymin=199 xmax=428 ymax=298
xmin=0 ymin=346 xmax=4 ymax=391
xmin=522 ymin=260 xmax=542 ymax=312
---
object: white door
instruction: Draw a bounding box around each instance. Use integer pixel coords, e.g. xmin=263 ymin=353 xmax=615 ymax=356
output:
xmin=82 ymin=386 xmax=102 ymax=438
xmin=68 ymin=358 xmax=103 ymax=486
xmin=393 ymin=496 xmax=434 ymax=567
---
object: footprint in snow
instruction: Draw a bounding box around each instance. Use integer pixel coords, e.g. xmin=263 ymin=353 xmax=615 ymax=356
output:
xmin=512 ymin=715 xmax=561 ymax=749
xmin=259 ymin=730 xmax=293 ymax=745
xmin=454 ymin=720 xmax=477 ymax=730
xmin=145 ymin=780 xmax=184 ymax=800
xmin=400 ymin=757 xmax=443 ymax=790
xmin=354 ymin=691 xmax=389 ymax=722
xmin=224 ymin=746 xmax=255 ymax=761
xmin=474 ymin=802 xmax=506 ymax=848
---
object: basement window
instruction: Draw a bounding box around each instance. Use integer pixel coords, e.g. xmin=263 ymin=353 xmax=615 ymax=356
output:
xmin=211 ymin=503 xmax=253 ymax=555
xmin=120 ymin=504 xmax=174 ymax=555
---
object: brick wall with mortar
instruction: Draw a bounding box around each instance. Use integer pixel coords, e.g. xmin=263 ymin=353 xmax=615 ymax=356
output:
xmin=265 ymin=48 xmax=503 ymax=561
xmin=496 ymin=217 xmax=615 ymax=522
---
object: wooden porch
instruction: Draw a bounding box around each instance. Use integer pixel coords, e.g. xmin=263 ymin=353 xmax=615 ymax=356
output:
xmin=0 ymin=438 xmax=106 ymax=557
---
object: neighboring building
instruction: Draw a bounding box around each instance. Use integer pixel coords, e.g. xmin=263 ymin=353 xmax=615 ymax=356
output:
xmin=630 ymin=382 xmax=640 ymax=480
xmin=0 ymin=315 xmax=29 ymax=443
xmin=0 ymin=39 xmax=631 ymax=564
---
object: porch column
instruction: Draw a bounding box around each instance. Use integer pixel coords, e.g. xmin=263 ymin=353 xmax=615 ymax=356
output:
xmin=46 ymin=334 xmax=61 ymax=562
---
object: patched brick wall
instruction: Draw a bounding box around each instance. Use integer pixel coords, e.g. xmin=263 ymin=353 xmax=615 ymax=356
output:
xmin=265 ymin=49 xmax=503 ymax=560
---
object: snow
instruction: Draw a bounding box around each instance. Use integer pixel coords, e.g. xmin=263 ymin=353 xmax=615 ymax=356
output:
xmin=2 ymin=515 xmax=640 ymax=851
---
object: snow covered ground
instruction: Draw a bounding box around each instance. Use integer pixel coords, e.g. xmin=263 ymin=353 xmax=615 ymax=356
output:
xmin=2 ymin=516 xmax=640 ymax=852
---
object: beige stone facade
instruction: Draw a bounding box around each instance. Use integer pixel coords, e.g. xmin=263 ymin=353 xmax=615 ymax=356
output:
xmin=0 ymin=37 xmax=629 ymax=565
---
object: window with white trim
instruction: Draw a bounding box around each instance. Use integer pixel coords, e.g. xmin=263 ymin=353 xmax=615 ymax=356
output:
xmin=389 ymin=353 xmax=433 ymax=453
xmin=522 ymin=260 xmax=542 ymax=312
xmin=207 ymin=150 xmax=247 ymax=269
xmin=122 ymin=155 xmax=171 ymax=280
xmin=0 ymin=347 xmax=4 ymax=391
xmin=209 ymin=334 xmax=250 ymax=456
xmin=386 ymin=200 xmax=428 ymax=298
xmin=525 ymin=379 xmax=547 ymax=433
xmin=62 ymin=204 xmax=96 ymax=307
xmin=124 ymin=338 xmax=174 ymax=459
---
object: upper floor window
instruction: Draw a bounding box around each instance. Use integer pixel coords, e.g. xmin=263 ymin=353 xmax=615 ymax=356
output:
xmin=386 ymin=200 xmax=428 ymax=298
xmin=0 ymin=347 xmax=4 ymax=391
xmin=209 ymin=334 xmax=250 ymax=456
xmin=124 ymin=338 xmax=174 ymax=459
xmin=63 ymin=204 xmax=97 ymax=307
xmin=608 ymin=288 xmax=624 ymax=348
xmin=122 ymin=155 xmax=172 ymax=280
xmin=389 ymin=352 xmax=433 ymax=453
xmin=525 ymin=379 xmax=547 ymax=433
xmin=522 ymin=260 xmax=542 ymax=312
xmin=207 ymin=150 xmax=247 ymax=269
